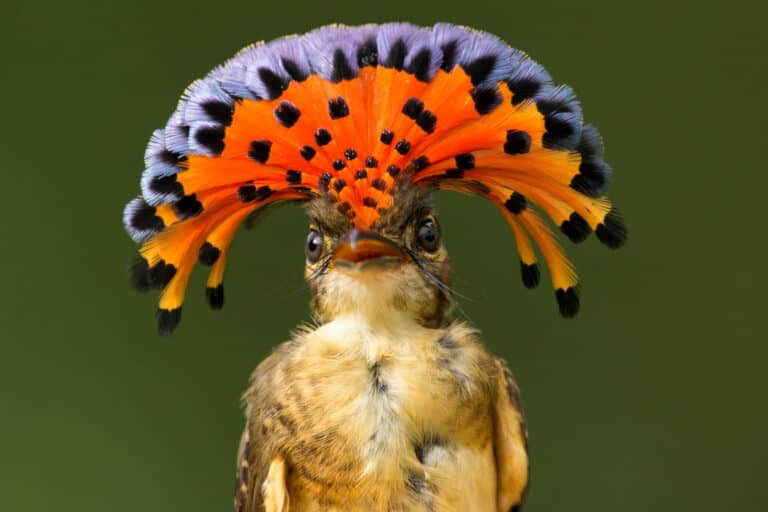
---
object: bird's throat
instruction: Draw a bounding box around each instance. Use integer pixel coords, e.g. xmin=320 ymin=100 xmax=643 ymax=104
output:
xmin=310 ymin=265 xmax=451 ymax=328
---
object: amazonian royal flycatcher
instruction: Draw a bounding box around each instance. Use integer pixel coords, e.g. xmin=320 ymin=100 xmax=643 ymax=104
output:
xmin=123 ymin=22 xmax=626 ymax=512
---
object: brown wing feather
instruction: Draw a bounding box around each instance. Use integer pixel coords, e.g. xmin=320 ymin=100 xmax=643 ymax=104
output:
xmin=235 ymin=342 xmax=299 ymax=512
xmin=234 ymin=422 xmax=264 ymax=512
xmin=492 ymin=358 xmax=530 ymax=511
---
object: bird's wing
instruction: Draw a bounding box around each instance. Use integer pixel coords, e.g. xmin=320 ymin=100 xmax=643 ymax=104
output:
xmin=234 ymin=345 xmax=297 ymax=512
xmin=234 ymin=423 xmax=262 ymax=512
xmin=492 ymin=358 xmax=530 ymax=511
xmin=234 ymin=421 xmax=290 ymax=512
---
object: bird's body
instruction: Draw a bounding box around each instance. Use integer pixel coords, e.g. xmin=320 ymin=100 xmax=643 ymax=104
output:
xmin=122 ymin=23 xmax=626 ymax=511
xmin=236 ymin=198 xmax=528 ymax=512
xmin=236 ymin=280 xmax=527 ymax=511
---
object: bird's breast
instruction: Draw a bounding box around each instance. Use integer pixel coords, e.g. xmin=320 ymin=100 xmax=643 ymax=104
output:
xmin=277 ymin=315 xmax=498 ymax=511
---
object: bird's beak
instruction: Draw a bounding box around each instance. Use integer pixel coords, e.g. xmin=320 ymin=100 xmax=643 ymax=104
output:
xmin=332 ymin=229 xmax=408 ymax=270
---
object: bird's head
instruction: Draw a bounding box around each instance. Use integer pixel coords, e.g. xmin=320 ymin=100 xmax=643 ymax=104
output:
xmin=303 ymin=186 xmax=452 ymax=327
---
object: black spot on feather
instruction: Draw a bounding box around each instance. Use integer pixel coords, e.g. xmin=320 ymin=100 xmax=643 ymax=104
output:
xmin=328 ymin=97 xmax=350 ymax=119
xmin=198 ymin=241 xmax=220 ymax=266
xmin=357 ymin=39 xmax=378 ymax=67
xmin=380 ymin=129 xmax=394 ymax=145
xmin=274 ymin=101 xmax=301 ymax=127
xmin=560 ymin=212 xmax=591 ymax=243
xmin=406 ymin=48 xmax=431 ymax=81
xmin=395 ymin=139 xmax=411 ymax=155
xmin=365 ymin=156 xmax=378 ymax=168
xmin=333 ymin=178 xmax=347 ymax=192
xmin=172 ymin=193 xmax=203 ymax=219
xmin=206 ymin=284 xmax=224 ymax=309
xmin=536 ymin=94 xmax=576 ymax=116
xmin=455 ymin=154 xmax=475 ymax=170
xmin=440 ymin=41 xmax=458 ymax=71
xmin=129 ymin=201 xmax=164 ymax=232
xmin=344 ymin=148 xmax=357 ymax=160
xmin=371 ymin=178 xmax=387 ymax=190
xmin=416 ymin=110 xmax=437 ymax=133
xmin=128 ymin=257 xmax=150 ymax=292
xmin=201 ymin=100 xmax=233 ymax=126
xmin=556 ymin=287 xmax=580 ymax=317
xmin=520 ymin=261 xmax=540 ymax=289
xmin=332 ymin=159 xmax=346 ymax=171
xmin=596 ymin=209 xmax=627 ymax=249
xmin=508 ymin=76 xmax=541 ymax=106
xmin=159 ymin=149 xmax=187 ymax=166
xmin=286 ymin=169 xmax=302 ymax=184
xmin=363 ymin=197 xmax=377 ymax=208
xmin=470 ymin=86 xmax=502 ymax=115
xmin=157 ymin=307 xmax=182 ymax=336
xmin=577 ymin=125 xmax=603 ymax=159
xmin=258 ymin=67 xmax=287 ymax=99
xmin=149 ymin=174 xmax=183 ymax=198
xmin=543 ymin=113 xmax=577 ymax=149
xmin=247 ymin=140 xmax=271 ymax=163
xmin=571 ymin=157 xmax=611 ymax=197
xmin=314 ymin=128 xmax=332 ymax=146
xmin=412 ymin=155 xmax=430 ymax=171
xmin=504 ymin=192 xmax=527 ymax=214
xmin=354 ymin=170 xmax=367 ymax=180
xmin=300 ymin=145 xmax=316 ymax=161
xmin=504 ymin=130 xmax=531 ymax=155
xmin=387 ymin=164 xmax=401 ymax=178
xmin=281 ymin=57 xmax=308 ymax=82
xmin=331 ymin=48 xmax=356 ymax=82
xmin=238 ymin=185 xmax=255 ymax=202
xmin=463 ymin=55 xmax=496 ymax=86
xmin=571 ymin=175 xmax=596 ymax=196
xmin=195 ymin=125 xmax=225 ymax=154
xmin=384 ymin=39 xmax=407 ymax=70
xmin=402 ymin=98 xmax=424 ymax=119
xmin=148 ymin=260 xmax=176 ymax=289
xmin=238 ymin=185 xmax=273 ymax=203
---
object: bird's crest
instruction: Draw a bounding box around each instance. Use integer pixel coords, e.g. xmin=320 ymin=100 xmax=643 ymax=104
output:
xmin=123 ymin=23 xmax=626 ymax=334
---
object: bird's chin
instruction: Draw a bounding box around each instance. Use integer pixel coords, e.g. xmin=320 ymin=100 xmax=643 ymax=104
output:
xmin=313 ymin=259 xmax=439 ymax=321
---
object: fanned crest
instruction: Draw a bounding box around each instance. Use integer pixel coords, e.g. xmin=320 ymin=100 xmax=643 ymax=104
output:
xmin=123 ymin=23 xmax=626 ymax=334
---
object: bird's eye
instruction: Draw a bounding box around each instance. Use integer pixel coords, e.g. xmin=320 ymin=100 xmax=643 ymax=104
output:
xmin=416 ymin=219 xmax=440 ymax=252
xmin=305 ymin=229 xmax=324 ymax=262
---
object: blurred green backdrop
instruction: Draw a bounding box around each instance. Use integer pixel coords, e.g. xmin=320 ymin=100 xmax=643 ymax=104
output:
xmin=2 ymin=0 xmax=765 ymax=510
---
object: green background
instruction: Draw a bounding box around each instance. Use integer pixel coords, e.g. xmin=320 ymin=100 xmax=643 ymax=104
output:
xmin=2 ymin=0 xmax=765 ymax=510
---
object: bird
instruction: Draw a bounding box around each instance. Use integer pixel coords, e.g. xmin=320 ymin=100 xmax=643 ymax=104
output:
xmin=123 ymin=22 xmax=626 ymax=511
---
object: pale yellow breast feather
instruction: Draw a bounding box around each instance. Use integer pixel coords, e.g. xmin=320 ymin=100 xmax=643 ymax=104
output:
xmin=264 ymin=311 xmax=499 ymax=511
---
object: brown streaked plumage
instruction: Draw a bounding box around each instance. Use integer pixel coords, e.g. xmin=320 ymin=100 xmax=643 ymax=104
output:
xmin=234 ymin=187 xmax=528 ymax=511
